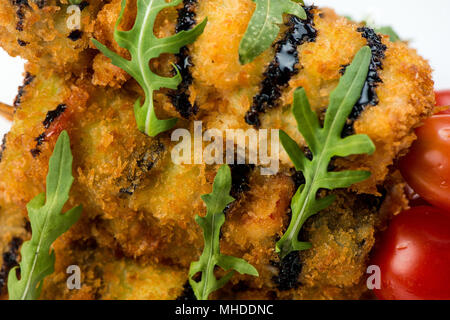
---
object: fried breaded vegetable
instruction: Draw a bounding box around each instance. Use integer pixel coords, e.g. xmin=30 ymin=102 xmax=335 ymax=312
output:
xmin=0 ymin=0 xmax=434 ymax=300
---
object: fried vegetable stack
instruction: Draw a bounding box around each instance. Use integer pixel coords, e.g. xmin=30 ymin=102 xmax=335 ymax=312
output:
xmin=0 ymin=0 xmax=434 ymax=300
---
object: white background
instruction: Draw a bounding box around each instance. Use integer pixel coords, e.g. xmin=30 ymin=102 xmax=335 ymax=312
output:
xmin=0 ymin=0 xmax=448 ymax=136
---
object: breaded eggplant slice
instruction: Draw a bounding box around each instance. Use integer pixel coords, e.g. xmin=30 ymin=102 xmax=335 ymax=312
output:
xmin=40 ymin=243 xmax=187 ymax=300
xmin=0 ymin=66 xmax=211 ymax=268
xmin=0 ymin=0 xmax=105 ymax=75
xmin=188 ymin=5 xmax=435 ymax=194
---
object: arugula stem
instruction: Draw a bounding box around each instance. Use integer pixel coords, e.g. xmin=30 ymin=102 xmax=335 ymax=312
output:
xmin=276 ymin=46 xmax=374 ymax=259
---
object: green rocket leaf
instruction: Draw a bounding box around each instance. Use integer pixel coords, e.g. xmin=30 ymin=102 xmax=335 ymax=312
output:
xmin=8 ymin=131 xmax=82 ymax=300
xmin=276 ymin=46 xmax=375 ymax=259
xmin=92 ymin=0 xmax=207 ymax=137
xmin=239 ymin=0 xmax=306 ymax=65
xmin=374 ymin=26 xmax=400 ymax=42
xmin=189 ymin=165 xmax=258 ymax=300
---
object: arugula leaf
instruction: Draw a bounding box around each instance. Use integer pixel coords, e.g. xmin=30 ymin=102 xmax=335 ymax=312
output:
xmin=8 ymin=131 xmax=82 ymax=300
xmin=276 ymin=46 xmax=375 ymax=259
xmin=189 ymin=165 xmax=258 ymax=300
xmin=239 ymin=0 xmax=306 ymax=65
xmin=92 ymin=0 xmax=207 ymax=137
xmin=374 ymin=26 xmax=400 ymax=42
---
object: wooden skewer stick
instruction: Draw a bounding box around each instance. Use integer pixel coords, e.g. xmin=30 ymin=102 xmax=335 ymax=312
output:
xmin=0 ymin=103 xmax=14 ymax=121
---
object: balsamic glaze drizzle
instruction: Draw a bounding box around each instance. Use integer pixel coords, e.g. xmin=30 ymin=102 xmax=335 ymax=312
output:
xmin=176 ymin=281 xmax=196 ymax=301
xmin=168 ymin=0 xmax=199 ymax=119
xmin=245 ymin=6 xmax=317 ymax=127
xmin=229 ymin=164 xmax=254 ymax=199
xmin=272 ymin=251 xmax=303 ymax=291
xmin=342 ymin=27 xmax=387 ymax=137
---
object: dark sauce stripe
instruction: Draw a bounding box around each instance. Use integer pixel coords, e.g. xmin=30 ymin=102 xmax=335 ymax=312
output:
xmin=176 ymin=281 xmax=196 ymax=300
xmin=342 ymin=27 xmax=387 ymax=137
xmin=168 ymin=0 xmax=199 ymax=119
xmin=245 ymin=6 xmax=317 ymax=127
xmin=272 ymin=251 xmax=303 ymax=291
xmin=229 ymin=164 xmax=254 ymax=200
xmin=14 ymin=72 xmax=34 ymax=108
xmin=0 ymin=237 xmax=23 ymax=294
xmin=30 ymin=104 xmax=68 ymax=158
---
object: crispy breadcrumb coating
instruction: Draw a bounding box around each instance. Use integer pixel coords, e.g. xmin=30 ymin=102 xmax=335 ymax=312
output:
xmin=0 ymin=0 xmax=434 ymax=300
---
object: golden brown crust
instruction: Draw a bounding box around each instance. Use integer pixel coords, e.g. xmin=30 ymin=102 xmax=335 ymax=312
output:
xmin=0 ymin=1 xmax=435 ymax=300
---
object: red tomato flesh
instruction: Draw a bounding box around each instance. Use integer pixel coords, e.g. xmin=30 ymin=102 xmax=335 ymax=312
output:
xmin=436 ymin=90 xmax=450 ymax=109
xmin=400 ymin=113 xmax=450 ymax=213
xmin=372 ymin=206 xmax=450 ymax=300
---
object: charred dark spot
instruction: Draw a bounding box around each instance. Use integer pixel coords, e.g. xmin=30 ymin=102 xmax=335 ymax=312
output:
xmin=356 ymin=187 xmax=387 ymax=211
xmin=272 ymin=251 xmax=303 ymax=291
xmin=35 ymin=0 xmax=46 ymax=8
xmin=245 ymin=6 xmax=317 ymax=127
xmin=168 ymin=0 xmax=199 ymax=119
xmin=14 ymin=72 xmax=34 ymax=108
xmin=43 ymin=104 xmax=67 ymax=129
xmin=30 ymin=133 xmax=45 ymax=157
xmin=78 ymin=1 xmax=89 ymax=11
xmin=229 ymin=164 xmax=254 ymax=199
xmin=35 ymin=133 xmax=45 ymax=147
xmin=291 ymin=170 xmax=305 ymax=189
xmin=24 ymin=220 xmax=31 ymax=233
xmin=176 ymin=281 xmax=196 ymax=301
xmin=290 ymin=146 xmax=312 ymax=188
xmin=11 ymin=0 xmax=29 ymax=32
xmin=71 ymin=238 xmax=98 ymax=251
xmin=68 ymin=30 xmax=83 ymax=41
xmin=0 ymin=134 xmax=8 ymax=163
xmin=119 ymin=141 xmax=165 ymax=196
xmin=12 ymin=0 xmax=46 ymax=30
xmin=11 ymin=0 xmax=28 ymax=5
xmin=30 ymin=104 xmax=68 ymax=157
xmin=0 ymin=237 xmax=23 ymax=294
xmin=17 ymin=39 xmax=28 ymax=46
xmin=342 ymin=27 xmax=387 ymax=137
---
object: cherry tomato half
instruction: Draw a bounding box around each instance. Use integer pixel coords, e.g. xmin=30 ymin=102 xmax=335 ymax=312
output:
xmin=372 ymin=206 xmax=450 ymax=300
xmin=436 ymin=90 xmax=450 ymax=109
xmin=399 ymin=113 xmax=450 ymax=213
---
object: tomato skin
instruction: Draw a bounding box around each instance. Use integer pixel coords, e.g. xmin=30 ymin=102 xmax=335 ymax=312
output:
xmin=436 ymin=90 xmax=450 ymax=109
xmin=372 ymin=207 xmax=450 ymax=300
xmin=400 ymin=114 xmax=450 ymax=213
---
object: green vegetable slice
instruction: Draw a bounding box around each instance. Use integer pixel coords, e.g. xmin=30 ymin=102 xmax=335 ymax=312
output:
xmin=92 ymin=0 xmax=207 ymax=137
xmin=8 ymin=130 xmax=82 ymax=300
xmin=239 ymin=0 xmax=306 ymax=65
xmin=189 ymin=165 xmax=258 ymax=300
xmin=276 ymin=46 xmax=376 ymax=259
